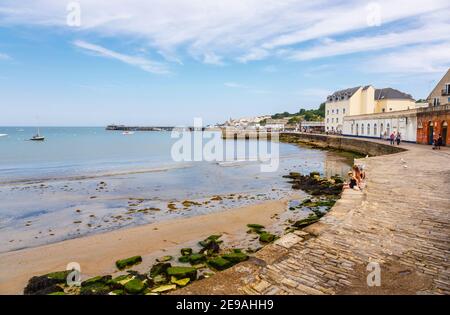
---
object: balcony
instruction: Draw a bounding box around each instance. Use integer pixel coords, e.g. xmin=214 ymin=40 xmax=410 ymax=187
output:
xmin=442 ymin=89 xmax=450 ymax=96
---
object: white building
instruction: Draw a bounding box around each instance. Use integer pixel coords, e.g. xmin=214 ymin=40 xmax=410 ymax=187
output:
xmin=342 ymin=108 xmax=418 ymax=142
xmin=325 ymin=85 xmax=415 ymax=133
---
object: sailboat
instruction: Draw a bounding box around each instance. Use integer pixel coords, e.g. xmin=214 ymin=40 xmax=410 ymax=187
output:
xmin=30 ymin=128 xmax=45 ymax=141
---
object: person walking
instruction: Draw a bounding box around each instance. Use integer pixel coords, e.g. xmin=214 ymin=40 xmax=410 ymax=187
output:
xmin=390 ymin=132 xmax=395 ymax=145
xmin=437 ymin=134 xmax=443 ymax=150
xmin=396 ymin=132 xmax=401 ymax=146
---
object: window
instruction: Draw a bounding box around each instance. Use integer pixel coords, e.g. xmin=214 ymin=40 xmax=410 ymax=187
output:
xmin=332 ymin=109 xmax=334 ymax=114
xmin=387 ymin=123 xmax=390 ymax=135
xmin=380 ymin=123 xmax=384 ymax=134
xmin=361 ymin=124 xmax=364 ymax=134
xmin=382 ymin=108 xmax=385 ymax=113
xmin=374 ymin=123 xmax=377 ymax=136
xmin=351 ymin=124 xmax=354 ymax=134
xmin=336 ymin=109 xmax=339 ymax=114
xmin=367 ymin=124 xmax=370 ymax=135
xmin=343 ymin=108 xmax=346 ymax=114
xmin=336 ymin=118 xmax=339 ymax=123
xmin=445 ymin=83 xmax=450 ymax=94
xmin=332 ymin=118 xmax=334 ymax=123
xmin=327 ymin=110 xmax=329 ymax=115
xmin=433 ymin=98 xmax=440 ymax=106
xmin=327 ymin=118 xmax=329 ymax=123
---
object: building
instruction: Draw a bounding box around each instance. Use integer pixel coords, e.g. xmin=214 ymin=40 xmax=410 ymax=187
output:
xmin=343 ymin=109 xmax=418 ymax=142
xmin=325 ymin=85 xmax=415 ymax=133
xmin=416 ymin=68 xmax=450 ymax=146
xmin=264 ymin=118 xmax=290 ymax=131
xmin=299 ymin=121 xmax=325 ymax=133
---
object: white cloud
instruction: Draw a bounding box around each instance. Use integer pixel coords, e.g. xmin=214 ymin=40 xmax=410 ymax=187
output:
xmin=0 ymin=53 xmax=11 ymax=60
xmin=73 ymin=40 xmax=169 ymax=74
xmin=0 ymin=0 xmax=449 ymax=66
xmin=202 ymin=52 xmax=224 ymax=66
xmin=367 ymin=43 xmax=450 ymax=74
xmin=224 ymin=81 xmax=270 ymax=94
xmin=288 ymin=21 xmax=450 ymax=61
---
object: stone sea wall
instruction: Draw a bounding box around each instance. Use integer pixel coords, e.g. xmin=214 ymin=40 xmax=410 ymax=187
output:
xmin=279 ymin=132 xmax=406 ymax=156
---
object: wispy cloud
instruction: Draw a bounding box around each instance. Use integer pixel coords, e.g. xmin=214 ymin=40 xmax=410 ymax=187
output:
xmin=1 ymin=0 xmax=450 ymax=68
xmin=0 ymin=53 xmax=11 ymax=60
xmin=73 ymin=40 xmax=169 ymax=74
xmin=224 ymin=81 xmax=270 ymax=94
xmin=366 ymin=42 xmax=450 ymax=74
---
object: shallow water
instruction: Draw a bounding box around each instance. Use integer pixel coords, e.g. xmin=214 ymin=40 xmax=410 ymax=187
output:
xmin=0 ymin=128 xmax=353 ymax=252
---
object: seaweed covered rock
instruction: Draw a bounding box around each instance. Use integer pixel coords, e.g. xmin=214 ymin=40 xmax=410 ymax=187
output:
xmin=293 ymin=213 xmax=320 ymax=229
xmin=149 ymin=262 xmax=171 ymax=278
xmin=221 ymin=252 xmax=249 ymax=263
xmin=156 ymin=255 xmax=172 ymax=262
xmin=81 ymin=275 xmax=112 ymax=287
xmin=259 ymin=232 xmax=276 ymax=243
xmin=80 ymin=282 xmax=111 ymax=295
xmin=207 ymin=257 xmax=233 ymax=271
xmin=124 ymin=278 xmax=146 ymax=294
xmin=115 ymin=255 xmax=142 ymax=270
xmin=283 ymin=173 xmax=343 ymax=196
xmin=188 ymin=253 xmax=206 ymax=265
xmin=198 ymin=235 xmax=222 ymax=255
xmin=167 ymin=266 xmax=197 ymax=281
xmin=24 ymin=271 xmax=69 ymax=295
xmin=180 ymin=248 xmax=193 ymax=256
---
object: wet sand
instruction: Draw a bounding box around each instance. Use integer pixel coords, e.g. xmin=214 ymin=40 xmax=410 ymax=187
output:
xmin=0 ymin=198 xmax=289 ymax=294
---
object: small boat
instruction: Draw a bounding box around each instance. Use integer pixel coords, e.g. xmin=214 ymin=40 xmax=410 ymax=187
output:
xmin=30 ymin=128 xmax=45 ymax=141
xmin=122 ymin=131 xmax=135 ymax=135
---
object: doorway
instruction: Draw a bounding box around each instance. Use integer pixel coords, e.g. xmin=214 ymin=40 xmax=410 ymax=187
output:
xmin=442 ymin=121 xmax=448 ymax=146
xmin=428 ymin=121 xmax=434 ymax=145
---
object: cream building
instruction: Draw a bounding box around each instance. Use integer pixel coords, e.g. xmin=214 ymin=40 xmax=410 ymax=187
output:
xmin=325 ymin=85 xmax=415 ymax=132
xmin=427 ymin=68 xmax=450 ymax=107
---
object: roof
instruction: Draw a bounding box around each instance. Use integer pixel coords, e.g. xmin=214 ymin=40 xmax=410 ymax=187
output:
xmin=328 ymin=86 xmax=361 ymax=99
xmin=374 ymin=88 xmax=414 ymax=101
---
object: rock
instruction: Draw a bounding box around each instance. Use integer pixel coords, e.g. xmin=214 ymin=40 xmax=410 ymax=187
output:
xmin=188 ymin=253 xmax=206 ymax=265
xmin=293 ymin=214 xmax=320 ymax=228
xmin=156 ymin=255 xmax=173 ymax=262
xmin=124 ymin=279 xmax=146 ymax=294
xmin=24 ymin=271 xmax=69 ymax=295
xmin=150 ymin=284 xmax=177 ymax=293
xmin=167 ymin=266 xmax=197 ymax=281
xmin=152 ymin=274 xmax=168 ymax=285
xmin=81 ymin=275 xmax=112 ymax=287
xmin=207 ymin=257 xmax=233 ymax=271
xmin=180 ymin=248 xmax=193 ymax=256
xmin=115 ymin=256 xmax=142 ymax=270
xmin=80 ymin=282 xmax=111 ymax=295
xmin=246 ymin=224 xmax=265 ymax=230
xmin=178 ymin=256 xmax=190 ymax=263
xmin=198 ymin=235 xmax=221 ymax=255
xmin=221 ymin=252 xmax=249 ymax=263
xmin=149 ymin=262 xmax=171 ymax=278
xmin=259 ymin=232 xmax=276 ymax=243
xmin=171 ymin=276 xmax=190 ymax=287
xmin=109 ymin=274 xmax=134 ymax=289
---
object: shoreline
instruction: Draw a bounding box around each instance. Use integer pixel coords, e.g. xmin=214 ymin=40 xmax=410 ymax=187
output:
xmin=0 ymin=198 xmax=292 ymax=294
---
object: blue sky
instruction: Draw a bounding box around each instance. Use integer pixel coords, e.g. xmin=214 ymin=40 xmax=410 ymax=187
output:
xmin=0 ymin=0 xmax=449 ymax=126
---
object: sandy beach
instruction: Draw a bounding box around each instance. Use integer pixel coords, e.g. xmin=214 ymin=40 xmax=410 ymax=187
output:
xmin=0 ymin=198 xmax=290 ymax=294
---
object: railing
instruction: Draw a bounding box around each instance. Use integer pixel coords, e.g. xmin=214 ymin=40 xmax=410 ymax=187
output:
xmin=417 ymin=104 xmax=450 ymax=113
xmin=442 ymin=89 xmax=450 ymax=96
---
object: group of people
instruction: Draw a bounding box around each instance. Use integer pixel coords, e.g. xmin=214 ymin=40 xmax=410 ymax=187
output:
xmin=345 ymin=164 xmax=366 ymax=191
xmin=389 ymin=131 xmax=401 ymax=146
xmin=432 ymin=134 xmax=443 ymax=150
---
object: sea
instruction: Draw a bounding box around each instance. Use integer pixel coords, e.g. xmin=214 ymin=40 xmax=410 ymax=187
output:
xmin=0 ymin=127 xmax=353 ymax=252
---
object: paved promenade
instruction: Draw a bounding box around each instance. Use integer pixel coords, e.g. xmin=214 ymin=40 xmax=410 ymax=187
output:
xmin=177 ymin=141 xmax=450 ymax=295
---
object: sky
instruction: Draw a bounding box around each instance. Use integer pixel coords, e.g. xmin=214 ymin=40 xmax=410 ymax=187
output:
xmin=0 ymin=0 xmax=449 ymax=126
